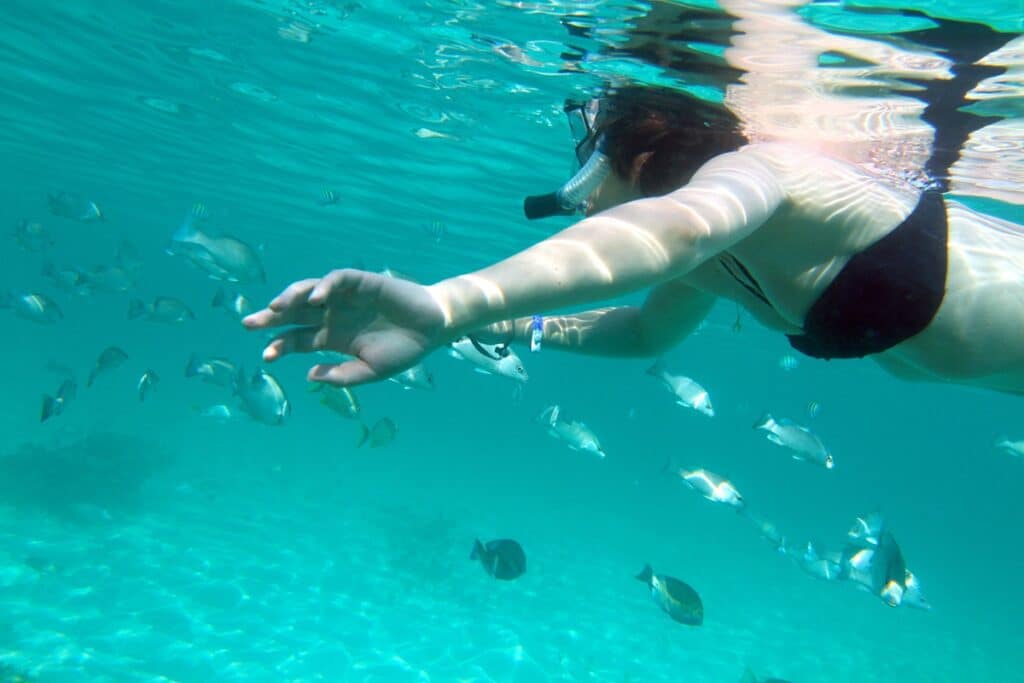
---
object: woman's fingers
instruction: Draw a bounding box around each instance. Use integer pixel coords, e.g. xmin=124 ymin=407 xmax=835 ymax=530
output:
xmin=243 ymin=279 xmax=322 ymax=330
xmin=308 ymin=359 xmax=380 ymax=387
xmin=309 ymin=269 xmax=370 ymax=306
xmin=262 ymin=326 xmax=323 ymax=362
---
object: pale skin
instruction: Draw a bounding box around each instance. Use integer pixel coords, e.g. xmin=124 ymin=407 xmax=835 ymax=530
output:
xmin=244 ymin=142 xmax=1024 ymax=395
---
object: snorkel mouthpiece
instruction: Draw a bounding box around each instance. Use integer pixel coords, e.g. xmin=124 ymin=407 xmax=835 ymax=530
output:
xmin=524 ymin=141 xmax=611 ymax=220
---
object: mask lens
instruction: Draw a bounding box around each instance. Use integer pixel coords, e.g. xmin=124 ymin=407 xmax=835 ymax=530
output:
xmin=565 ymin=99 xmax=601 ymax=167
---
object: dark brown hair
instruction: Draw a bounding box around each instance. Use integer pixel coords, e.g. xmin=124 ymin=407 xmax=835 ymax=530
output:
xmin=599 ymin=86 xmax=747 ymax=196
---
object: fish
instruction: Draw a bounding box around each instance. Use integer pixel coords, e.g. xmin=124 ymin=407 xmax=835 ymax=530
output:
xmin=471 ymin=538 xmax=526 ymax=580
xmin=47 ymin=191 xmax=103 ymax=221
xmin=137 ymin=370 xmax=159 ymax=402
xmin=753 ymin=413 xmax=834 ymax=469
xmin=88 ymin=265 xmax=135 ymax=293
xmin=357 ymin=417 xmax=397 ymax=448
xmin=41 ymin=378 xmax=77 ymax=423
xmin=995 ymin=437 xmax=1024 ymax=458
xmin=635 ymin=564 xmax=703 ymax=626
xmin=13 ymin=219 xmax=54 ymax=251
xmin=211 ymin=288 xmax=253 ymax=321
xmin=310 ymin=383 xmax=360 ymax=419
xmin=900 ymin=569 xmax=932 ymax=611
xmin=318 ymin=189 xmax=339 ymax=206
xmin=87 ymin=346 xmax=129 ymax=387
xmin=448 ymin=336 xmax=527 ymax=382
xmin=167 ymin=204 xmax=265 ymax=283
xmin=675 ymin=468 xmax=744 ymax=508
xmin=184 ymin=354 xmax=239 ymax=387
xmin=1 ymin=292 xmax=63 ymax=323
xmin=806 ymin=400 xmax=822 ymax=418
xmin=741 ymin=510 xmax=786 ymax=551
xmin=793 ymin=541 xmax=845 ymax=581
xmin=388 ymin=363 xmax=435 ymax=391
xmin=193 ymin=403 xmax=235 ymax=422
xmin=646 ymin=360 xmax=714 ymax=416
xmin=42 ymin=262 xmax=92 ymax=296
xmin=843 ymin=528 xmax=911 ymax=607
xmin=235 ymin=368 xmax=290 ymax=425
xmin=128 ymin=297 xmax=196 ymax=323
xmin=740 ymin=668 xmax=792 ymax=683
xmin=538 ymin=405 xmax=606 ymax=458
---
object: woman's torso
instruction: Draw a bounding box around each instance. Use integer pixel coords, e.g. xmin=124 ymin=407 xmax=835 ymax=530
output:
xmin=681 ymin=143 xmax=1024 ymax=389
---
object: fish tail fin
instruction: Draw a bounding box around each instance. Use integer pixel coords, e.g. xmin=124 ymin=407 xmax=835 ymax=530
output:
xmin=40 ymin=395 xmax=58 ymax=422
xmin=470 ymin=539 xmax=484 ymax=561
xmin=645 ymin=358 xmax=667 ymax=378
xmin=752 ymin=412 xmax=774 ymax=431
xmin=355 ymin=422 xmax=370 ymax=448
xmin=211 ymin=288 xmax=225 ymax=309
xmin=184 ymin=354 xmax=200 ymax=378
xmin=127 ymin=299 xmax=145 ymax=320
xmin=86 ymin=369 xmax=97 ymax=388
xmin=634 ymin=563 xmax=653 ymax=585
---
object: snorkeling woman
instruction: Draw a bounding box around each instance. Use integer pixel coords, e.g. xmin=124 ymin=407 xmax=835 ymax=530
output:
xmin=244 ymin=83 xmax=1024 ymax=395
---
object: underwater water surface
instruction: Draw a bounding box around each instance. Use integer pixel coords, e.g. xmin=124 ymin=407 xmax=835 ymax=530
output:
xmin=1 ymin=1 xmax=1023 ymax=681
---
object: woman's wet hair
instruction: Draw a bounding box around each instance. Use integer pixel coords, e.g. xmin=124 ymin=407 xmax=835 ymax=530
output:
xmin=599 ymin=86 xmax=747 ymax=196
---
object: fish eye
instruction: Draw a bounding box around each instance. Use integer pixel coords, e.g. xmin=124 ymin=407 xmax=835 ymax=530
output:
xmin=517 ymin=366 xmax=525 ymax=374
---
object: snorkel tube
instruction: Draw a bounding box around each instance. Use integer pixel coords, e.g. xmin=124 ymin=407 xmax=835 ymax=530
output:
xmin=523 ymin=138 xmax=611 ymax=220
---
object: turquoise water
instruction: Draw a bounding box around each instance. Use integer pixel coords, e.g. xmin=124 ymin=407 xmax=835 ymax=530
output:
xmin=2 ymin=1 xmax=1024 ymax=681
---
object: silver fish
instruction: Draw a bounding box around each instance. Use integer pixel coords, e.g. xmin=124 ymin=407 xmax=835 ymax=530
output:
xmin=88 ymin=265 xmax=135 ymax=293
xmin=2 ymin=292 xmax=63 ymax=323
xmin=995 ymin=437 xmax=1024 ymax=458
xmin=449 ymin=336 xmax=527 ymax=382
xmin=138 ymin=370 xmax=159 ymax=402
xmin=538 ymin=405 xmax=605 ymax=458
xmin=184 ymin=354 xmax=238 ymax=387
xmin=388 ymin=363 xmax=435 ymax=391
xmin=675 ymin=468 xmax=744 ymax=508
xmin=753 ymin=413 xmax=834 ymax=469
xmin=646 ymin=360 xmax=714 ymax=416
xmin=88 ymin=346 xmax=128 ymax=387
xmin=211 ymin=287 xmax=253 ymax=321
xmin=48 ymin=191 xmax=103 ymax=221
xmin=128 ymin=297 xmax=195 ymax=323
xmin=41 ymin=378 xmax=77 ymax=423
xmin=42 ymin=262 xmax=92 ymax=296
xmin=235 ymin=368 xmax=290 ymax=425
xmin=195 ymin=403 xmax=235 ymax=422
xmin=741 ymin=510 xmax=786 ymax=551
xmin=310 ymin=383 xmax=360 ymax=419
xmin=357 ymin=417 xmax=397 ymax=448
xmin=793 ymin=541 xmax=844 ymax=581
xmin=168 ymin=204 xmax=265 ymax=283
xmin=13 ymin=220 xmax=54 ymax=251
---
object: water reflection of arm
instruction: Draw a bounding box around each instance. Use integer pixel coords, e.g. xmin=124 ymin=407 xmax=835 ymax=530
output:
xmin=479 ymin=279 xmax=715 ymax=358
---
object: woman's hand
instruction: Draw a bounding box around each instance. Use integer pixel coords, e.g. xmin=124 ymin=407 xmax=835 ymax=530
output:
xmin=243 ymin=269 xmax=447 ymax=386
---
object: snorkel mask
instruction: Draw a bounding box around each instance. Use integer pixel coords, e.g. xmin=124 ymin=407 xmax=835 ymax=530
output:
xmin=523 ymin=98 xmax=612 ymax=220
